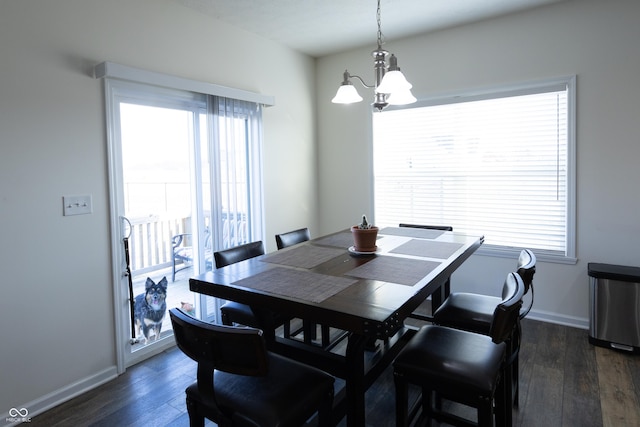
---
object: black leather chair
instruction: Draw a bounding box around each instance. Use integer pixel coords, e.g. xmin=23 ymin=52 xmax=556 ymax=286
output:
xmin=432 ymin=248 xmax=536 ymax=406
xmin=275 ymin=228 xmax=315 ymax=340
xmin=216 ymin=241 xmax=281 ymax=329
xmin=394 ymin=272 xmax=525 ymax=427
xmin=399 ymin=223 xmax=454 ymax=319
xmin=275 ymin=227 xmax=311 ymax=250
xmin=214 ymin=240 xmax=265 ymax=269
xmin=274 ymin=228 xmax=340 ymax=348
xmin=170 ymin=308 xmax=335 ymax=427
xmin=398 ymin=223 xmax=454 ymax=232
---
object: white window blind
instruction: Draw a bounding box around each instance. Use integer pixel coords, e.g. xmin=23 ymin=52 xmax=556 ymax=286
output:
xmin=373 ymin=78 xmax=575 ymax=261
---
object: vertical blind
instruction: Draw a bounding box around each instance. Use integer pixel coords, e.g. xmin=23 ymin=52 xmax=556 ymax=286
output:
xmin=373 ymin=82 xmax=571 ymax=257
xmin=210 ymin=97 xmax=264 ymax=250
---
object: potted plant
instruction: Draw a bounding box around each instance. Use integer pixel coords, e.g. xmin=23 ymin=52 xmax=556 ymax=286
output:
xmin=351 ymin=215 xmax=379 ymax=252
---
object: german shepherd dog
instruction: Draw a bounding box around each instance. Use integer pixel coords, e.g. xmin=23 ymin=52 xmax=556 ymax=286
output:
xmin=134 ymin=277 xmax=167 ymax=344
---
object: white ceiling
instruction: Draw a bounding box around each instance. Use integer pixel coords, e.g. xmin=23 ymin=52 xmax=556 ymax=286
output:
xmin=173 ymin=0 xmax=565 ymax=57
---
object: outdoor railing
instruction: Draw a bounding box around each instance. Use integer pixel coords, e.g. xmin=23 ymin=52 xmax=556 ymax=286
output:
xmin=126 ymin=213 xmax=248 ymax=276
xmin=128 ymin=215 xmax=190 ymax=275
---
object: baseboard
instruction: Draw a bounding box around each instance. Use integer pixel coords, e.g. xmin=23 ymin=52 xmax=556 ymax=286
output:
xmin=526 ymin=308 xmax=589 ymax=330
xmin=1 ymin=366 xmax=118 ymax=427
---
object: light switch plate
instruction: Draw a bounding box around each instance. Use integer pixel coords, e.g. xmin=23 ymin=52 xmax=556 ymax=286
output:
xmin=63 ymin=195 xmax=93 ymax=216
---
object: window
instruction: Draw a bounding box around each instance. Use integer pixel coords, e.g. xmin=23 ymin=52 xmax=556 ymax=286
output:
xmin=373 ymin=77 xmax=576 ymax=262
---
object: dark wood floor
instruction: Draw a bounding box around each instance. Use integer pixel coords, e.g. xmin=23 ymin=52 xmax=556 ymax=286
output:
xmin=30 ymin=319 xmax=640 ymax=427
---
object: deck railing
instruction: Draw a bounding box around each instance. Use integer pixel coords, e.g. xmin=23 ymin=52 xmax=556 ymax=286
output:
xmin=127 ymin=215 xmax=190 ymax=275
xmin=126 ymin=213 xmax=248 ymax=276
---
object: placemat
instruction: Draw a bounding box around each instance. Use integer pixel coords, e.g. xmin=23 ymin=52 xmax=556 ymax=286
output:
xmin=262 ymin=245 xmax=345 ymax=269
xmin=390 ymin=239 xmax=464 ymax=259
xmin=346 ymin=256 xmax=441 ymax=287
xmin=379 ymin=226 xmax=444 ymax=239
xmin=313 ymin=231 xmax=359 ymax=248
xmin=232 ymin=267 xmax=358 ymax=303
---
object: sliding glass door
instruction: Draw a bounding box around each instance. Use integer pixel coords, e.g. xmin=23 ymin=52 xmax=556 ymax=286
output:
xmin=104 ymin=79 xmax=265 ymax=369
xmin=108 ymin=84 xmax=206 ymax=367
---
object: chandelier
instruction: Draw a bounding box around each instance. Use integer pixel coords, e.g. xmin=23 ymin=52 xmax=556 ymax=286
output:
xmin=331 ymin=0 xmax=416 ymax=111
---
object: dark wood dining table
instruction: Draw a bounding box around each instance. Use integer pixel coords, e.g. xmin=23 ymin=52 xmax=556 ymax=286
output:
xmin=190 ymin=227 xmax=484 ymax=426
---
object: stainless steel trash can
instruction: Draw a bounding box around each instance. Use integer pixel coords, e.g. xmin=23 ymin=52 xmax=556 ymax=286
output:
xmin=588 ymin=262 xmax=640 ymax=353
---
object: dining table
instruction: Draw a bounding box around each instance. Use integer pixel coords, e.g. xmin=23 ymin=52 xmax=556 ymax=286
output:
xmin=190 ymin=226 xmax=484 ymax=426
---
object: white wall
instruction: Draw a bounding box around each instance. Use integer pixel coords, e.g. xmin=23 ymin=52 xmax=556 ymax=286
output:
xmin=316 ymin=0 xmax=640 ymax=327
xmin=0 ymin=0 xmax=316 ymax=419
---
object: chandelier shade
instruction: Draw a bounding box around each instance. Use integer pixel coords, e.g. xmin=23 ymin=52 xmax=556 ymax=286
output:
xmin=331 ymin=0 xmax=416 ymax=111
xmin=386 ymin=88 xmax=417 ymax=105
xmin=332 ymin=71 xmax=364 ymax=103
xmin=375 ymin=54 xmax=412 ymax=94
xmin=332 ymin=84 xmax=363 ymax=104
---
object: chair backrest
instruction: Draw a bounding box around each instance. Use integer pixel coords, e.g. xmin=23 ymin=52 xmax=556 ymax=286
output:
xmin=173 ymin=228 xmax=212 ymax=246
xmin=399 ymin=223 xmax=453 ymax=231
xmin=489 ymin=272 xmax=525 ymax=344
xmin=170 ymin=308 xmax=269 ymax=377
xmin=213 ymin=241 xmax=265 ymax=269
xmin=275 ymin=227 xmax=311 ymax=250
xmin=499 ymin=249 xmax=536 ymax=299
xmin=516 ymin=249 xmax=536 ymax=294
xmin=516 ymin=248 xmax=537 ymax=319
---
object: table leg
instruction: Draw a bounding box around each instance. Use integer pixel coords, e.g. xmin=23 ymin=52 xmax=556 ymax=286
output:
xmin=303 ymin=320 xmax=318 ymax=343
xmin=430 ymin=277 xmax=451 ymax=312
xmin=345 ymin=333 xmax=367 ymax=426
xmin=253 ymin=308 xmax=276 ymax=341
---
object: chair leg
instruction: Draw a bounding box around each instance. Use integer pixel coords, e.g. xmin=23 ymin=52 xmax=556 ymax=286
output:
xmin=506 ymin=374 xmax=514 ymax=427
xmin=317 ymin=388 xmax=334 ymax=427
xmin=188 ymin=415 xmax=205 ymax=427
xmin=186 ymin=398 xmax=205 ymax=427
xmin=423 ymin=387 xmax=435 ymax=425
xmin=220 ymin=311 xmax=232 ymax=326
xmin=478 ymin=395 xmax=494 ymax=427
xmin=513 ymin=354 xmax=519 ymax=407
xmin=495 ymin=372 xmax=512 ymax=427
xmin=432 ymin=389 xmax=442 ymax=412
xmin=394 ymin=374 xmax=410 ymax=427
xmin=503 ymin=361 xmax=513 ymax=414
xmin=513 ymin=320 xmax=522 ymax=407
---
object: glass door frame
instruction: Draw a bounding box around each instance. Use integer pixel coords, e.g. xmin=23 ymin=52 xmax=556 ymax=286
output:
xmin=104 ymin=79 xmax=209 ymax=372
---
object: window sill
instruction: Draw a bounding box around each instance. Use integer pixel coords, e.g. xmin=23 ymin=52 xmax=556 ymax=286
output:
xmin=475 ymin=245 xmax=577 ymax=265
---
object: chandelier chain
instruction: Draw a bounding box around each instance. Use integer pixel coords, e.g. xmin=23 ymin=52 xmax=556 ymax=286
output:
xmin=376 ymin=0 xmax=385 ymax=48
